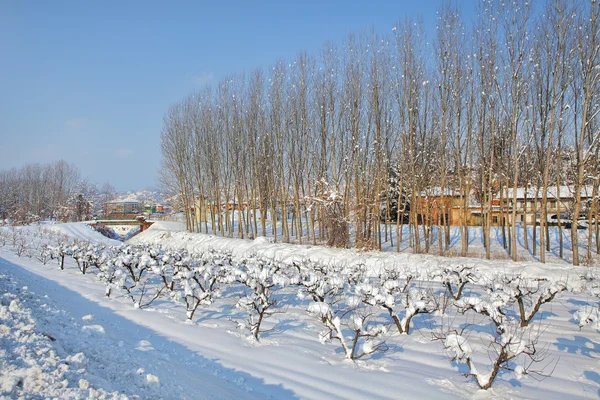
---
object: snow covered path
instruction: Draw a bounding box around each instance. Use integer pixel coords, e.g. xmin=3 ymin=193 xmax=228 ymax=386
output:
xmin=0 ymin=252 xmax=456 ymax=400
xmin=0 ymin=257 xmax=291 ymax=399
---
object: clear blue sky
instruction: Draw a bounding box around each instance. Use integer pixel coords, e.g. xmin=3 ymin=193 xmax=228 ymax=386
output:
xmin=0 ymin=1 xmax=476 ymax=192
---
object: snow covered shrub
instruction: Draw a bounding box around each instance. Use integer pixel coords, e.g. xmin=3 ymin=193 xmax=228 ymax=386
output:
xmin=13 ymin=235 xmax=30 ymax=258
xmin=10 ymin=226 xmax=22 ymax=248
xmin=49 ymin=242 xmax=73 ymax=270
xmin=31 ymin=226 xmax=51 ymax=240
xmin=232 ymin=255 xmax=295 ymax=340
xmin=344 ymin=261 xmax=368 ymax=285
xmin=170 ymin=249 xmax=232 ymax=321
xmin=435 ymin=264 xmax=479 ymax=301
xmin=575 ymin=304 xmax=600 ymax=330
xmin=574 ymin=270 xmax=600 ymax=330
xmin=296 ymin=260 xmax=346 ymax=303
xmin=435 ymin=285 xmax=555 ymax=390
xmin=307 ymin=296 xmax=389 ymax=360
xmin=71 ymin=241 xmax=106 ymax=274
xmin=153 ymin=248 xmax=184 ymax=292
xmin=93 ymin=246 xmax=124 ymax=297
xmin=484 ymin=273 xmax=567 ymax=327
xmin=357 ymin=265 xmax=437 ymax=335
xmin=115 ymin=246 xmax=167 ymax=309
xmin=438 ymin=304 xmax=551 ymax=390
xmin=0 ymin=229 xmax=9 ymax=246
xmin=35 ymin=244 xmax=53 ymax=265
xmin=302 ymin=260 xmax=391 ymax=359
xmin=97 ymin=258 xmax=125 ymax=297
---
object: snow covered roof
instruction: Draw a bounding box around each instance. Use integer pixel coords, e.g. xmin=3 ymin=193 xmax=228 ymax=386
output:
xmin=505 ymin=185 xmax=595 ymax=200
xmin=419 ymin=187 xmax=462 ymax=197
xmin=107 ymin=198 xmax=141 ymax=204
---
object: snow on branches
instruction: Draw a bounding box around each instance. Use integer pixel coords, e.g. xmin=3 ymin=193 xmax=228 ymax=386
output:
xmin=357 ymin=265 xmax=437 ymax=335
xmin=0 ymin=225 xmax=590 ymax=389
xmin=232 ymin=255 xmax=296 ymax=340
xmin=483 ymin=273 xmax=567 ymax=327
xmin=307 ymin=298 xmax=389 ymax=360
xmin=575 ymin=270 xmax=600 ymax=330
xmin=435 ymin=271 xmax=564 ymax=389
xmin=170 ymin=249 xmax=231 ymax=321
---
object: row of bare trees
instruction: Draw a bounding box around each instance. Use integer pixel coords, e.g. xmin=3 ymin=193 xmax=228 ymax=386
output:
xmin=161 ymin=0 xmax=600 ymax=265
xmin=0 ymin=160 xmax=97 ymax=224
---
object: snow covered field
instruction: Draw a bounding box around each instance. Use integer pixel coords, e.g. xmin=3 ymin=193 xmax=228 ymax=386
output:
xmin=1 ymin=222 xmax=600 ymax=399
xmin=130 ymin=221 xmax=586 ymax=281
xmin=178 ymin=213 xmax=599 ymax=265
xmin=44 ymin=222 xmax=122 ymax=246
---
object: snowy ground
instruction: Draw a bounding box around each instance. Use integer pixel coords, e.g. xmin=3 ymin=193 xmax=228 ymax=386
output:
xmin=181 ymin=212 xmax=599 ymax=265
xmin=131 ymin=221 xmax=587 ymax=282
xmin=1 ymin=222 xmax=600 ymax=399
xmin=43 ymin=222 xmax=122 ymax=246
xmin=0 ymin=261 xmax=288 ymax=399
xmin=0 ymin=271 xmax=126 ymax=399
xmin=110 ymin=225 xmax=140 ymax=240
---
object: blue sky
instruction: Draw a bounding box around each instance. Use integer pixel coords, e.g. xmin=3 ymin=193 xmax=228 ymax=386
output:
xmin=0 ymin=1 xmax=476 ymax=192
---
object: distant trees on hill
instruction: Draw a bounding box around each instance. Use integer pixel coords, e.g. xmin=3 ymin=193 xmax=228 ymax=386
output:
xmin=0 ymin=160 xmax=96 ymax=224
xmin=160 ymin=0 xmax=600 ymax=265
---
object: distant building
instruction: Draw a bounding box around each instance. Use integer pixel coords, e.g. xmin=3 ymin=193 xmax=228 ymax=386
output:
xmin=413 ymin=185 xmax=597 ymax=227
xmin=505 ymin=185 xmax=595 ymax=225
xmin=415 ymin=190 xmax=504 ymax=227
xmin=103 ymin=198 xmax=142 ymax=218
xmin=143 ymin=203 xmax=156 ymax=215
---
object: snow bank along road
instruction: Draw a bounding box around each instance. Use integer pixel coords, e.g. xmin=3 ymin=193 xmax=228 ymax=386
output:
xmin=0 ymin=259 xmax=285 ymax=399
xmin=1 ymin=222 xmax=600 ymax=399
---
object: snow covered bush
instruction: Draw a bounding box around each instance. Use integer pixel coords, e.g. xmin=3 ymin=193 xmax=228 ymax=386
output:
xmin=232 ymin=255 xmax=296 ymax=340
xmin=296 ymin=259 xmax=346 ymax=303
xmin=71 ymin=241 xmax=106 ymax=274
xmin=34 ymin=243 xmax=53 ymax=265
xmin=169 ymin=249 xmax=232 ymax=321
xmin=435 ymin=263 xmax=479 ymax=301
xmin=307 ymin=296 xmax=389 ymax=360
xmin=94 ymin=246 xmax=124 ymax=297
xmin=0 ymin=229 xmax=9 ymax=246
xmin=483 ymin=273 xmax=567 ymax=327
xmin=574 ymin=305 xmax=600 ymax=330
xmin=438 ymin=317 xmax=550 ymax=390
xmin=301 ymin=260 xmax=391 ymax=359
xmin=357 ymin=265 xmax=437 ymax=335
xmin=152 ymin=248 xmax=184 ymax=292
xmin=113 ymin=245 xmax=167 ymax=309
xmin=435 ymin=285 xmax=555 ymax=390
xmin=574 ymin=270 xmax=600 ymax=330
xmin=13 ymin=233 xmax=31 ymax=258
xmin=49 ymin=242 xmax=73 ymax=270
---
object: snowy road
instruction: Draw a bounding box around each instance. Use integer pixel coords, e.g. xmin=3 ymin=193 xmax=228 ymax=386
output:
xmin=0 ymin=257 xmax=294 ymax=399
